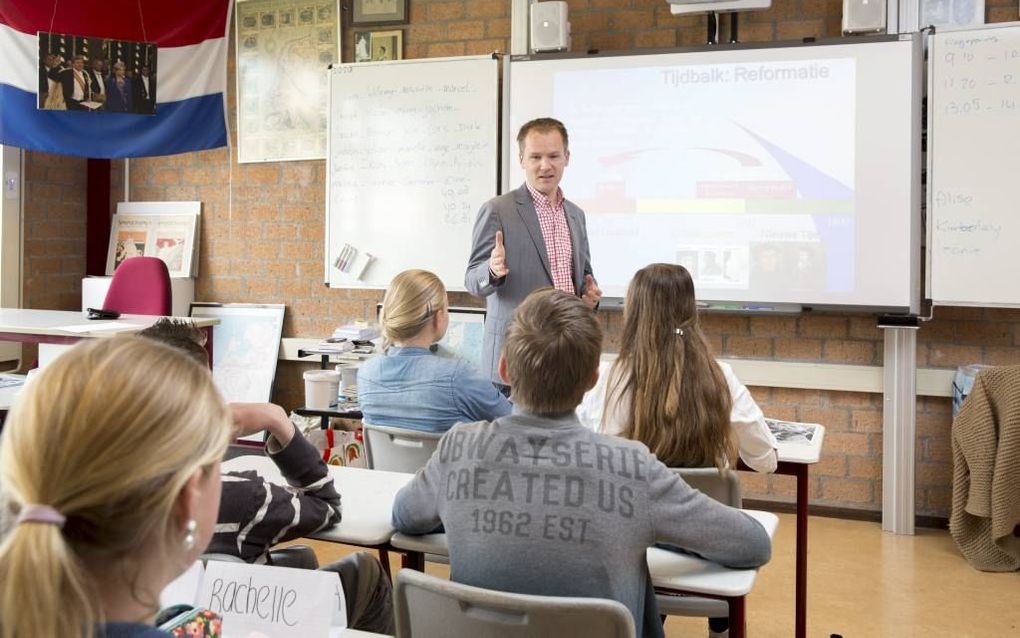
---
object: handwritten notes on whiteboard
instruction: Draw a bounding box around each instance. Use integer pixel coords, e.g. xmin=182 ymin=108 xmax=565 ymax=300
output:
xmin=930 ymin=25 xmax=1020 ymax=305
xmin=326 ymin=57 xmax=499 ymax=290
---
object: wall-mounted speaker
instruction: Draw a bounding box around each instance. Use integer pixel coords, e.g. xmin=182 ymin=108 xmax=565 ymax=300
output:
xmin=843 ymin=0 xmax=887 ymax=34
xmin=531 ymin=1 xmax=570 ymax=53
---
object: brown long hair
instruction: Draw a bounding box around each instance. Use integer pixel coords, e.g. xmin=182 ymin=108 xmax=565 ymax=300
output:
xmin=605 ymin=263 xmax=734 ymax=469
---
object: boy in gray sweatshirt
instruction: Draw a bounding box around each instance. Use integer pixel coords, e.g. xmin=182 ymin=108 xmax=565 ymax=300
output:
xmin=392 ymin=288 xmax=771 ymax=638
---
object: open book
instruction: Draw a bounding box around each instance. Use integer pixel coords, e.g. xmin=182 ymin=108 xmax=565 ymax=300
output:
xmin=765 ymin=418 xmax=825 ymax=463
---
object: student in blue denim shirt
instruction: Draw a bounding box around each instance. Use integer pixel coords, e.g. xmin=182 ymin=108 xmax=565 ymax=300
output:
xmin=359 ymin=269 xmax=512 ymax=433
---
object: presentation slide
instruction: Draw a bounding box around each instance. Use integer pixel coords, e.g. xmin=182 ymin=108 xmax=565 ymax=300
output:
xmin=508 ymin=39 xmax=919 ymax=309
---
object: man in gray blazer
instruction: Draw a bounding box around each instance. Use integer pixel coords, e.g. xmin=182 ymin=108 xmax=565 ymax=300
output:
xmin=465 ymin=118 xmax=601 ymax=388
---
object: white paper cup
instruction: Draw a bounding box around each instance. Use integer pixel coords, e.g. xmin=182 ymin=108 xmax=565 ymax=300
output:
xmin=304 ymin=369 xmax=340 ymax=409
xmin=336 ymin=363 xmax=359 ymax=395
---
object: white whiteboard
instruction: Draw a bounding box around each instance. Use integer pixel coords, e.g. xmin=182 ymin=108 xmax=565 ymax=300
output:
xmin=929 ymin=23 xmax=1020 ymax=306
xmin=326 ymin=56 xmax=500 ymax=289
xmin=507 ymin=36 xmax=922 ymax=312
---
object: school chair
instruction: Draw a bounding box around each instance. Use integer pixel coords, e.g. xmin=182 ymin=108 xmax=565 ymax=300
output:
xmin=651 ymin=467 xmax=744 ymax=620
xmin=103 ymin=256 xmax=172 ymax=316
xmin=394 ymin=568 xmax=635 ymax=638
xmin=363 ymin=422 xmax=442 ymax=473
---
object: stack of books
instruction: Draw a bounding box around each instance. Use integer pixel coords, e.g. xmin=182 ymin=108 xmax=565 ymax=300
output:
xmin=332 ymin=324 xmax=380 ymax=341
xmin=313 ymin=339 xmax=354 ymax=353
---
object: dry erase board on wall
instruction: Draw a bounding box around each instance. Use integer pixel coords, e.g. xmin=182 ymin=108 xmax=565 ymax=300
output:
xmin=929 ymin=23 xmax=1020 ymax=306
xmin=506 ymin=35 xmax=922 ymax=312
xmin=326 ymin=56 xmax=500 ymax=290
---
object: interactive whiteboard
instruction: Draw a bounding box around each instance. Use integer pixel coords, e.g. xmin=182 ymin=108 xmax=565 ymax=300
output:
xmin=506 ymin=35 xmax=922 ymax=312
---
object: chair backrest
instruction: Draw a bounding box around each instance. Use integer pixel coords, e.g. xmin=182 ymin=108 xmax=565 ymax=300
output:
xmin=395 ymin=569 xmax=635 ymax=638
xmin=103 ymin=256 xmax=172 ymax=316
xmin=363 ymin=422 xmax=443 ymax=473
xmin=672 ymin=467 xmax=742 ymax=507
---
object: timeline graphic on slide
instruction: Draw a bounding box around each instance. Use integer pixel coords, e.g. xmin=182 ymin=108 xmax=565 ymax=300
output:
xmin=550 ymin=58 xmax=856 ymax=300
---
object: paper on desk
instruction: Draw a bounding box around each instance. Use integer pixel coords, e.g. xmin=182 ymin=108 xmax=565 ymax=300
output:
xmin=57 ymin=322 xmax=143 ymax=333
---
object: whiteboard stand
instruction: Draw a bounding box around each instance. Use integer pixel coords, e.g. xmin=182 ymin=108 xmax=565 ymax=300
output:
xmin=879 ymin=319 xmax=918 ymax=535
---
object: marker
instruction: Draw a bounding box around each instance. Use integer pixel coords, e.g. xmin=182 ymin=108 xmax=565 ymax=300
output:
xmin=743 ymin=305 xmax=773 ymax=311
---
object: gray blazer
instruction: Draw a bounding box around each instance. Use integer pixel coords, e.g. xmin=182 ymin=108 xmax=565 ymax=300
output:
xmin=465 ymin=183 xmax=595 ymax=382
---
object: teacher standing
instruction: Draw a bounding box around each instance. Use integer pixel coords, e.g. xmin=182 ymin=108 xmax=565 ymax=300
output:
xmin=465 ymin=117 xmax=602 ymax=392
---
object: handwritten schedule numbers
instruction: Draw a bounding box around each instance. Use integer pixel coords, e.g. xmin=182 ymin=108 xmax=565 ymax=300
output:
xmin=930 ymin=28 xmax=1020 ymax=305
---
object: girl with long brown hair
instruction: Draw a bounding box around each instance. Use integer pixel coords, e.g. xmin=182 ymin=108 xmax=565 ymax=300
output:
xmin=579 ymin=263 xmax=777 ymax=473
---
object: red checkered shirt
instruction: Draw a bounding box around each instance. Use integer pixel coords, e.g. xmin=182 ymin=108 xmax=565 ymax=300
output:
xmin=527 ymin=183 xmax=575 ymax=294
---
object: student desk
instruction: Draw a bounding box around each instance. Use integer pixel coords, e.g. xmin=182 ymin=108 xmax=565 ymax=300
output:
xmin=0 ymin=308 xmax=218 ymax=344
xmin=390 ymin=511 xmax=778 ymax=638
xmin=220 ymin=456 xmax=413 ymax=553
xmin=738 ymin=429 xmax=825 ymax=638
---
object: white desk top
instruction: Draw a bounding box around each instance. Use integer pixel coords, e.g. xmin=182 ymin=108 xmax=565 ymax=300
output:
xmin=390 ymin=510 xmax=778 ymax=599
xmin=646 ymin=510 xmax=777 ymax=597
xmin=0 ymin=308 xmax=217 ymax=338
xmin=221 ymin=456 xmax=413 ymax=547
xmin=775 ymin=425 xmax=825 ymax=465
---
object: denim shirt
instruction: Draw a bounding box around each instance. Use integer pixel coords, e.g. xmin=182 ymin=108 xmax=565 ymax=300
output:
xmin=358 ymin=346 xmax=512 ymax=432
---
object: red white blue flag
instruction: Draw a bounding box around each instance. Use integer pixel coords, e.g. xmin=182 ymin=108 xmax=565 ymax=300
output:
xmin=0 ymin=0 xmax=233 ymax=158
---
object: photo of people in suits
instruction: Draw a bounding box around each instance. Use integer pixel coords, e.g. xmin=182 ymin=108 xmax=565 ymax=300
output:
xmin=37 ymin=32 xmax=158 ymax=116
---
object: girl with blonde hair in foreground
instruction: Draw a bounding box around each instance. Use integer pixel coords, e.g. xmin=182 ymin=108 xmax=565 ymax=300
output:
xmin=578 ymin=262 xmax=778 ymax=473
xmin=0 ymin=337 xmax=231 ymax=638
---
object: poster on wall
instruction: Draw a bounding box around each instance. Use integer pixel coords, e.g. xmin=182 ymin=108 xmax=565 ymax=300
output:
xmin=235 ymin=0 xmax=339 ymax=163
xmin=107 ymin=202 xmax=201 ymax=277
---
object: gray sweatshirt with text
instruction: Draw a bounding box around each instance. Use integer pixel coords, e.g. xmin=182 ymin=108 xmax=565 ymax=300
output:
xmin=392 ymin=410 xmax=772 ymax=638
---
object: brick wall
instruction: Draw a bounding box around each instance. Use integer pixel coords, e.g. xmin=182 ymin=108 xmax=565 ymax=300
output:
xmin=20 ymin=0 xmax=1020 ymax=518
xmin=23 ymin=152 xmax=88 ymax=312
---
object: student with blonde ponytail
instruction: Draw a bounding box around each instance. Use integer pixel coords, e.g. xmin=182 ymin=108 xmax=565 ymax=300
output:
xmin=0 ymin=337 xmax=231 ymax=638
xmin=358 ymin=269 xmax=511 ymax=432
xmin=579 ymin=263 xmax=778 ymax=473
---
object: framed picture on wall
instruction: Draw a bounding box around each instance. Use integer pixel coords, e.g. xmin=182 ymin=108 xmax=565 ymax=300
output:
xmin=351 ymin=0 xmax=409 ymax=26
xmin=354 ymin=29 xmax=403 ymax=62
xmin=106 ymin=201 xmax=201 ymax=277
xmin=235 ymin=0 xmax=339 ymax=163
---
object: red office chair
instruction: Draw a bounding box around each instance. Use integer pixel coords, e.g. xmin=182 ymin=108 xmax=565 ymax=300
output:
xmin=103 ymin=256 xmax=172 ymax=316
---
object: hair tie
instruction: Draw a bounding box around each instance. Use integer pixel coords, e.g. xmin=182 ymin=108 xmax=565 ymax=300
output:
xmin=16 ymin=504 xmax=66 ymax=528
xmin=675 ymin=328 xmax=684 ymax=337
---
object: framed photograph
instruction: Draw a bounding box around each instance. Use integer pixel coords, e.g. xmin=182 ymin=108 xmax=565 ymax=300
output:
xmin=351 ymin=0 xmax=408 ymax=25
xmin=354 ymin=29 xmax=402 ymax=62
xmin=107 ymin=201 xmax=201 ymax=277
xmin=920 ymin=0 xmax=985 ymax=29
xmin=188 ymin=303 xmax=286 ymax=408
xmin=235 ymin=0 xmax=339 ymax=163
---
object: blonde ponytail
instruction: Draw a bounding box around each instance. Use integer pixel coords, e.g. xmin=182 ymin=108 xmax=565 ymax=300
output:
xmin=0 ymin=337 xmax=231 ymax=638
xmin=380 ymin=269 xmax=447 ymax=347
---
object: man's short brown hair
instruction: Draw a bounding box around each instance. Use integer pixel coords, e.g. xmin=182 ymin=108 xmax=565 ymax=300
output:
xmin=502 ymin=288 xmax=601 ymax=414
xmin=516 ymin=117 xmax=569 ymax=154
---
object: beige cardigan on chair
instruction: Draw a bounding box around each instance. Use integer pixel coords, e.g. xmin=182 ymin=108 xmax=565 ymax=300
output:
xmin=950 ymin=365 xmax=1020 ymax=571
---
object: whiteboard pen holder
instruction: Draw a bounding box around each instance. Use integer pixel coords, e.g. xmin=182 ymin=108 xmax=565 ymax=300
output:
xmin=334 ymin=250 xmax=375 ymax=281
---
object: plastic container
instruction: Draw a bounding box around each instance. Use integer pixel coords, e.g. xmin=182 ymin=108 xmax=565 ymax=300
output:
xmin=304 ymin=369 xmax=340 ymax=409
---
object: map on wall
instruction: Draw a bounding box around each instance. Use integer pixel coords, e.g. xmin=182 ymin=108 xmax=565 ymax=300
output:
xmin=235 ymin=0 xmax=338 ymax=163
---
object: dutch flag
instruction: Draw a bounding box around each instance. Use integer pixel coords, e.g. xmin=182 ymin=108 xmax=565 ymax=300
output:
xmin=0 ymin=0 xmax=232 ymax=158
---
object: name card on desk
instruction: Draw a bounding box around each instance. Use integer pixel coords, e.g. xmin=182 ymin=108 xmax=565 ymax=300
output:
xmin=198 ymin=562 xmax=346 ymax=637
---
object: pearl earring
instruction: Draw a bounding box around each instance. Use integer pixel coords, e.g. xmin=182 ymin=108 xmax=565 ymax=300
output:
xmin=183 ymin=519 xmax=197 ymax=551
